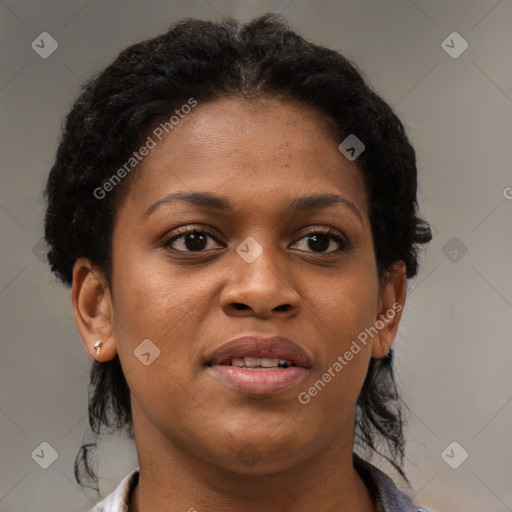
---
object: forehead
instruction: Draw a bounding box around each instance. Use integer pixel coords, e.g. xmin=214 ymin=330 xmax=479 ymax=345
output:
xmin=117 ymin=97 xmax=368 ymax=218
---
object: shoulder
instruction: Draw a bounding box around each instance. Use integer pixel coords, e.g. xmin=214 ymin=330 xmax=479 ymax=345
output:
xmin=353 ymin=453 xmax=438 ymax=512
xmin=88 ymin=468 xmax=139 ymax=512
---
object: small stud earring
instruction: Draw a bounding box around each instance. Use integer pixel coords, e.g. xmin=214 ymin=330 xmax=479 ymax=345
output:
xmin=93 ymin=340 xmax=103 ymax=356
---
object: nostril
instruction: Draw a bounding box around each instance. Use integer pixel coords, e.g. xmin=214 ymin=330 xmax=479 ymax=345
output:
xmin=232 ymin=303 xmax=249 ymax=310
xmin=274 ymin=304 xmax=291 ymax=312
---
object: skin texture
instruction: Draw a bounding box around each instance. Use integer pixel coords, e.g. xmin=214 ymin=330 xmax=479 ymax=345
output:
xmin=71 ymin=98 xmax=406 ymax=512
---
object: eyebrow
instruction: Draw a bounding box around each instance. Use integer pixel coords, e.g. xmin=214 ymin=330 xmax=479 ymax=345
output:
xmin=142 ymin=191 xmax=363 ymax=226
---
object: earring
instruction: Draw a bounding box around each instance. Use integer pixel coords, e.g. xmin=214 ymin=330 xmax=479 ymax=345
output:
xmin=93 ymin=340 xmax=103 ymax=356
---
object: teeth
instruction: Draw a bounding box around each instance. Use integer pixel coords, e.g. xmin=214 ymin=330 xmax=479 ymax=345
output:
xmin=227 ymin=357 xmax=294 ymax=368
xmin=260 ymin=357 xmax=279 ymax=367
xmin=244 ymin=357 xmax=261 ymax=367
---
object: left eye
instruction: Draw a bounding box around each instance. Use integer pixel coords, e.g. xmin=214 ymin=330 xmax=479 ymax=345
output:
xmin=291 ymin=232 xmax=346 ymax=253
xmin=165 ymin=230 xmax=221 ymax=252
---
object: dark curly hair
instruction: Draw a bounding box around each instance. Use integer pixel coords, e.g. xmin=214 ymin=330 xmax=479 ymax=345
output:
xmin=44 ymin=13 xmax=432 ymax=491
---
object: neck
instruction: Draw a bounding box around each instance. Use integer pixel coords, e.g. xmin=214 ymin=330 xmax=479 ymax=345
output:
xmin=129 ymin=414 xmax=374 ymax=512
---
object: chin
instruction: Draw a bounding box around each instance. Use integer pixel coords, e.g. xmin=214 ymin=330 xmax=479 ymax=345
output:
xmin=200 ymin=434 xmax=317 ymax=476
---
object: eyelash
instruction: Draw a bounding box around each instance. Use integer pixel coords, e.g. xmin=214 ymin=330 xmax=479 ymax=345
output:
xmin=162 ymin=225 xmax=350 ymax=254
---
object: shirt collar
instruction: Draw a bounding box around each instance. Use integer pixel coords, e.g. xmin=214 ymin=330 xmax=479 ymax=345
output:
xmin=353 ymin=453 xmax=428 ymax=511
xmin=89 ymin=468 xmax=139 ymax=512
xmin=90 ymin=457 xmax=433 ymax=512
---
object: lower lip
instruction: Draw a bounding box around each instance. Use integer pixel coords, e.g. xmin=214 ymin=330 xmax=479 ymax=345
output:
xmin=208 ymin=365 xmax=308 ymax=395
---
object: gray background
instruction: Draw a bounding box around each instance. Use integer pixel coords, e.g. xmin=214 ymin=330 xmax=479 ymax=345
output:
xmin=1 ymin=1 xmax=511 ymax=511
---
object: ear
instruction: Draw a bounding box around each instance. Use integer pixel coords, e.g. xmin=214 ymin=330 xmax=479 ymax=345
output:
xmin=71 ymin=257 xmax=118 ymax=362
xmin=371 ymin=261 xmax=407 ymax=359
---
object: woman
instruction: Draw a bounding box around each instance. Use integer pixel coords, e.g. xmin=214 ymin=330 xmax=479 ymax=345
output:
xmin=44 ymin=13 xmax=434 ymax=512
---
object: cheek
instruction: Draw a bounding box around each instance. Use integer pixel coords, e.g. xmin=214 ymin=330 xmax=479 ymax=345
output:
xmin=108 ymin=245 xmax=196 ymax=382
xmin=109 ymin=255 xmax=210 ymax=432
xmin=111 ymin=240 xmax=200 ymax=338
xmin=300 ymin=262 xmax=379 ymax=410
xmin=109 ymin=242 xmax=227 ymax=389
xmin=309 ymin=260 xmax=379 ymax=343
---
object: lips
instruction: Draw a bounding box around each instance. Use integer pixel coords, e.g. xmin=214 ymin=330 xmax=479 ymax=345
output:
xmin=205 ymin=335 xmax=312 ymax=369
xmin=205 ymin=335 xmax=311 ymax=395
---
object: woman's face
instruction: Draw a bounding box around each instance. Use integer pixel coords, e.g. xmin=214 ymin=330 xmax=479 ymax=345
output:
xmin=79 ymin=97 xmax=404 ymax=474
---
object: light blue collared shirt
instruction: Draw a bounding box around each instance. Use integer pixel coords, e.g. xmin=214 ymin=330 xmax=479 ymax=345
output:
xmin=88 ymin=454 xmax=437 ymax=512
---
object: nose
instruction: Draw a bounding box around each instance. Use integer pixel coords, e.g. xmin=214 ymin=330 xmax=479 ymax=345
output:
xmin=220 ymin=246 xmax=301 ymax=319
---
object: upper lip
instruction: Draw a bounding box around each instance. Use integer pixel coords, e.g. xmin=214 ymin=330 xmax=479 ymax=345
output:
xmin=205 ymin=335 xmax=312 ymax=368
